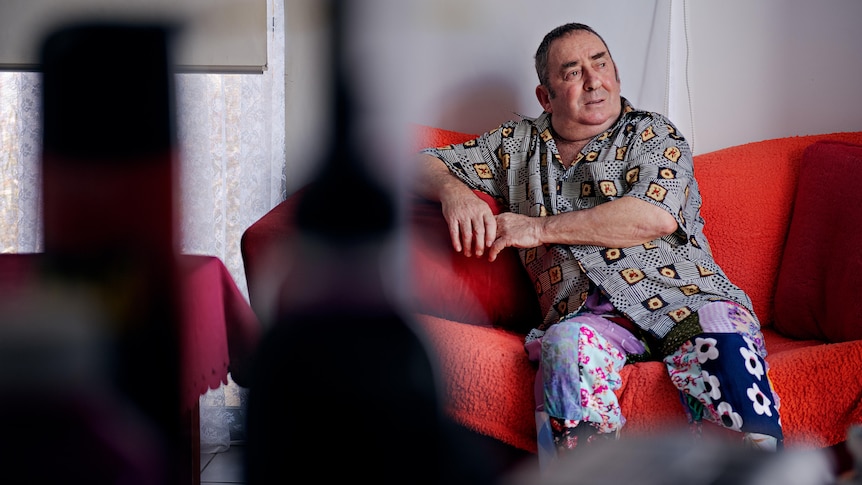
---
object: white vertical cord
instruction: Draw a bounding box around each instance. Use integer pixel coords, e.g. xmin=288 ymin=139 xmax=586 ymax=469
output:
xmin=663 ymin=0 xmax=673 ymax=118
xmin=682 ymin=0 xmax=696 ymax=154
xmin=667 ymin=0 xmax=696 ymax=153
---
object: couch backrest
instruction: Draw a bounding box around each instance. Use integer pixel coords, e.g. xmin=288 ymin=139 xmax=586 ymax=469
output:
xmin=694 ymin=131 xmax=862 ymax=327
xmin=412 ymin=126 xmax=862 ymax=331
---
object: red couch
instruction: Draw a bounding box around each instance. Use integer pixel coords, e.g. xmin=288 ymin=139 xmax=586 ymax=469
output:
xmin=241 ymin=126 xmax=862 ymax=476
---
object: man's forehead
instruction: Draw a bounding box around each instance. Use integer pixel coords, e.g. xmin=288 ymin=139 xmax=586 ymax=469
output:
xmin=550 ymin=32 xmax=608 ymax=63
xmin=553 ymin=30 xmax=606 ymax=50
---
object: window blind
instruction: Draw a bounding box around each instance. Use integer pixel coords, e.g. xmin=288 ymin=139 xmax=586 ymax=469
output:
xmin=0 ymin=0 xmax=267 ymax=73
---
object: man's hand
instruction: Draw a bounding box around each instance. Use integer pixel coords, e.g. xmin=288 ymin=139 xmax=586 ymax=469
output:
xmin=487 ymin=212 xmax=542 ymax=262
xmin=416 ymin=153 xmax=499 ymax=258
xmin=441 ymin=194 xmax=496 ymax=258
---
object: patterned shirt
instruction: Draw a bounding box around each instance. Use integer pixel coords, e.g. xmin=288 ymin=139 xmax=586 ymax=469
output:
xmin=421 ymin=98 xmax=756 ymax=344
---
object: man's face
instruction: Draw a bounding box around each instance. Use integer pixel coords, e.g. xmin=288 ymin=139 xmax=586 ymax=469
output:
xmin=537 ymin=30 xmax=622 ymax=138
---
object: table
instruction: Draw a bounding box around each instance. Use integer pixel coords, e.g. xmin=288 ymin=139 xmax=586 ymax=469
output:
xmin=178 ymin=254 xmax=260 ymax=410
xmin=0 ymin=252 xmax=262 ymax=484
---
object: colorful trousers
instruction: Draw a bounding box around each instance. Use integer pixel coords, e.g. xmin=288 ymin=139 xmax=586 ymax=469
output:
xmin=529 ymin=301 xmax=783 ymax=467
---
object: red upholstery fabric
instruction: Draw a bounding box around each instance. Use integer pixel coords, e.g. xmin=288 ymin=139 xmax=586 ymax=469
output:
xmin=772 ymin=141 xmax=862 ymax=342
xmin=694 ymin=132 xmax=862 ymax=328
xmin=240 ymin=190 xmax=302 ymax=321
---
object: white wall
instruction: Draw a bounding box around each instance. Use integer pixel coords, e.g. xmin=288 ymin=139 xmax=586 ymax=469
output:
xmin=282 ymin=0 xmax=670 ymax=193
xmin=283 ymin=0 xmax=330 ymax=194
xmin=406 ymin=0 xmax=670 ymax=136
xmin=282 ymin=0 xmax=862 ymax=193
xmin=688 ymin=0 xmax=862 ymax=154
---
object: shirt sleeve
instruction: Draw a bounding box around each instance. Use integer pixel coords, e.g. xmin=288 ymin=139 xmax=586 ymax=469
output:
xmin=622 ymin=115 xmax=696 ymax=240
xmin=419 ymin=125 xmax=509 ymax=199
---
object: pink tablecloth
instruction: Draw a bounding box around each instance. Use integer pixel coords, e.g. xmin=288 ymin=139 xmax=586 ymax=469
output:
xmin=0 ymin=252 xmax=261 ymax=412
xmin=178 ymin=254 xmax=260 ymax=409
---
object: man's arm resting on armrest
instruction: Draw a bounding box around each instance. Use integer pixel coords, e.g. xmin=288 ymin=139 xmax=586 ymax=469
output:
xmin=415 ymin=153 xmax=497 ymax=258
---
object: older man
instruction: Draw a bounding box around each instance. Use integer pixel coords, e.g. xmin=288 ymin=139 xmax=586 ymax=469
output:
xmin=416 ymin=23 xmax=783 ymax=465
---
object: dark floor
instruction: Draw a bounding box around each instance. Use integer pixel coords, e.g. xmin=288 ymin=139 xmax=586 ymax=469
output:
xmin=201 ymin=445 xmax=245 ymax=484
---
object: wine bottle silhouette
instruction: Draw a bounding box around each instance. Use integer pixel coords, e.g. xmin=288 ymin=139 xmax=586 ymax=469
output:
xmin=244 ymin=1 xmax=452 ymax=483
xmin=34 ymin=22 xmax=185 ymax=484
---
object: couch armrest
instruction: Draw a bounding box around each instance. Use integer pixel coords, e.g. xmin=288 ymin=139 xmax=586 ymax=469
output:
xmin=240 ymin=190 xmax=303 ymax=323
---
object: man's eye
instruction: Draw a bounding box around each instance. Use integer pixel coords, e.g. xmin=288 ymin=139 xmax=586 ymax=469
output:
xmin=566 ymin=70 xmax=580 ymax=80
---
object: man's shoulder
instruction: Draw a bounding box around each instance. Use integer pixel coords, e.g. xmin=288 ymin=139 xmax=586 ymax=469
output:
xmin=621 ymin=105 xmax=672 ymax=125
xmin=500 ymin=112 xmax=548 ymax=130
xmin=616 ymin=106 xmax=687 ymax=143
xmin=480 ymin=113 xmax=548 ymax=140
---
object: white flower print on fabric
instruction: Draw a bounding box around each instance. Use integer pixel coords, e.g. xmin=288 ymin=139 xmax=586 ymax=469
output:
xmin=740 ymin=346 xmax=765 ymax=380
xmin=747 ymin=383 xmax=773 ymax=417
xmin=695 ymin=337 xmax=719 ymax=364
xmin=701 ymin=370 xmax=722 ymax=400
xmin=716 ymin=401 xmax=743 ymax=431
xmin=743 ymin=335 xmax=758 ymax=355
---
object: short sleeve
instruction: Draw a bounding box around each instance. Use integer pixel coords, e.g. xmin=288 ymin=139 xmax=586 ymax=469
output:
xmin=622 ymin=117 xmax=696 ymax=240
xmin=420 ymin=125 xmax=510 ymax=199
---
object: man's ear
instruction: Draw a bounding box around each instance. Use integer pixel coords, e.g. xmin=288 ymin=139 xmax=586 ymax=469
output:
xmin=535 ymin=84 xmax=552 ymax=112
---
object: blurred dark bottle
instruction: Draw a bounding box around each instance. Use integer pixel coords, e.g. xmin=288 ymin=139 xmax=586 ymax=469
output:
xmin=242 ymin=1 xmax=463 ymax=483
xmin=22 ymin=22 xmax=186 ymax=484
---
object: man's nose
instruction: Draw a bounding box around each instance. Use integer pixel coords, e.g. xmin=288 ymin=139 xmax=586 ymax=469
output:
xmin=584 ymin=70 xmax=601 ymax=91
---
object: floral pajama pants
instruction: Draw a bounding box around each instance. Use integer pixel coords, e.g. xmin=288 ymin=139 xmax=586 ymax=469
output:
xmin=530 ymin=301 xmax=783 ymax=467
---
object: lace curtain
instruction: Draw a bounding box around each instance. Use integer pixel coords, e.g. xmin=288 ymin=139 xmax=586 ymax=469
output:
xmin=181 ymin=0 xmax=285 ymax=453
xmin=0 ymin=0 xmax=285 ymax=454
xmin=0 ymin=72 xmax=43 ymax=251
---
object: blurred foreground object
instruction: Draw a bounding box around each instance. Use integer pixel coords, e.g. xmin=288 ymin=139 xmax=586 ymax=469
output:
xmin=243 ymin=0 xmax=482 ymax=483
xmin=502 ymin=431 xmax=836 ymax=485
xmin=0 ymin=22 xmax=185 ymax=484
xmin=839 ymin=425 xmax=862 ymax=484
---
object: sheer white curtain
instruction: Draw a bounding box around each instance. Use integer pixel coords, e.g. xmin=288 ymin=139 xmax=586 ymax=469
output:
xmin=0 ymin=72 xmax=43 ymax=252
xmin=178 ymin=0 xmax=285 ymax=453
xmin=0 ymin=0 xmax=285 ymax=454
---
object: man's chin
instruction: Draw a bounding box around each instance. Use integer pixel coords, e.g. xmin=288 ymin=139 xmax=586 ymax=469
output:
xmin=578 ymin=114 xmax=615 ymax=128
xmin=578 ymin=105 xmax=621 ymax=125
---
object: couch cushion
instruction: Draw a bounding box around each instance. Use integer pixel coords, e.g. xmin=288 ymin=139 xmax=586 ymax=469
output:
xmin=773 ymin=140 xmax=862 ymax=343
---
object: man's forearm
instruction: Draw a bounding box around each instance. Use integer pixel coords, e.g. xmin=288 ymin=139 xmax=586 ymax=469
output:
xmin=489 ymin=197 xmax=679 ymax=261
xmin=538 ymin=197 xmax=679 ymax=248
xmin=415 ymin=153 xmax=475 ymax=202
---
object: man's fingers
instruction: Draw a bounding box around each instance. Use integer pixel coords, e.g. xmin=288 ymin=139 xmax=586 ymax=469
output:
xmin=458 ymin=220 xmax=475 ymax=257
xmin=449 ymin=221 xmax=463 ymax=253
xmin=451 ymin=217 xmax=492 ymax=258
xmin=473 ymin=223 xmax=485 ymax=256
xmin=442 ymin=198 xmax=495 ymax=258
xmin=483 ymin=213 xmax=497 ymax=248
xmin=462 ymin=226 xmax=474 ymax=257
xmin=487 ymin=239 xmax=503 ymax=262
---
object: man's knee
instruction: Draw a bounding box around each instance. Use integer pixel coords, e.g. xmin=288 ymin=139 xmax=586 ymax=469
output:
xmin=542 ymin=320 xmax=586 ymax=348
